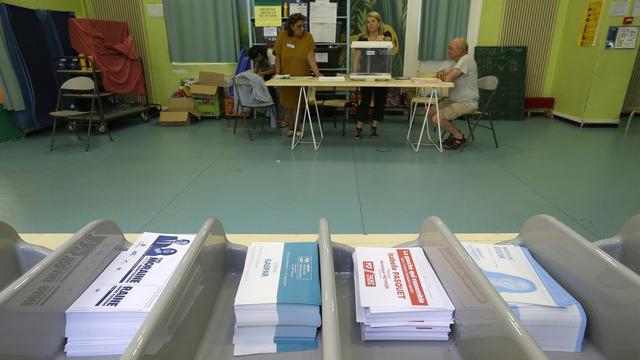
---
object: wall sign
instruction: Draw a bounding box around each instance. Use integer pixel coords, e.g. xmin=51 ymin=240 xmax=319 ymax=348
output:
xmin=605 ymin=26 xmax=639 ymax=49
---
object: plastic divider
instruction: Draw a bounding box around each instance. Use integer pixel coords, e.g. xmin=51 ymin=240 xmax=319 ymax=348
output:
xmin=0 ymin=221 xmax=51 ymax=290
xmin=413 ymin=216 xmax=549 ymax=360
xmin=0 ymin=219 xmax=128 ymax=359
xmin=593 ymin=214 xmax=640 ymax=275
xmin=512 ymin=214 xmax=640 ymax=360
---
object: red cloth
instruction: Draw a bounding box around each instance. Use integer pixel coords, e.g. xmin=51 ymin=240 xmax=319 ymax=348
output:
xmin=68 ymin=18 xmax=146 ymax=95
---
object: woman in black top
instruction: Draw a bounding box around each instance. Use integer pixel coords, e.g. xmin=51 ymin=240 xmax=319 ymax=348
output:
xmin=352 ymin=11 xmax=398 ymax=140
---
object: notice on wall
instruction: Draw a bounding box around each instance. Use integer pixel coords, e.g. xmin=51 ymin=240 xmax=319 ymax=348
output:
xmin=309 ymin=2 xmax=337 ymax=43
xmin=609 ymin=1 xmax=629 ymax=16
xmin=289 ymin=3 xmax=308 ymax=16
xmin=145 ymin=4 xmax=164 ymax=18
xmin=632 ymin=2 xmax=640 ymax=17
xmin=255 ymin=5 xmax=282 ymax=27
xmin=263 ymin=26 xmax=278 ymax=37
xmin=606 ymin=26 xmax=639 ymax=49
xmin=578 ymin=1 xmax=602 ymax=47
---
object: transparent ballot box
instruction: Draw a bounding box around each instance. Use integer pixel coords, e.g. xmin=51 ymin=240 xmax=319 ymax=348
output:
xmin=350 ymin=41 xmax=393 ymax=80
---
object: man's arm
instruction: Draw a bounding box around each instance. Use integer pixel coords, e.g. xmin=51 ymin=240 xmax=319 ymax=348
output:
xmin=439 ymin=68 xmax=462 ymax=82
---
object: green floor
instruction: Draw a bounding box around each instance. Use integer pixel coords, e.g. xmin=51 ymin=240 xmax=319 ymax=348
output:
xmin=0 ymin=114 xmax=637 ymax=240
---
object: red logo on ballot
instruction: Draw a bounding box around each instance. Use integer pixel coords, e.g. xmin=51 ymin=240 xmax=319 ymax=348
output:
xmin=364 ymin=271 xmax=376 ymax=287
xmin=363 ymin=261 xmax=374 ymax=271
xmin=362 ymin=261 xmax=376 ymax=287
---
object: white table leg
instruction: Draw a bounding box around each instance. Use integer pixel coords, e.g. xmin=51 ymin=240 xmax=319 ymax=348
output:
xmin=407 ymin=88 xmax=442 ymax=152
xmin=291 ymin=86 xmax=304 ymax=150
xmin=292 ymin=86 xmax=323 ymax=151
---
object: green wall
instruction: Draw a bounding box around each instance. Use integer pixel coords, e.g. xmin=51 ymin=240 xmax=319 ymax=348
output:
xmin=550 ymin=0 xmax=640 ymax=122
xmin=0 ymin=0 xmax=86 ymax=16
xmin=478 ymin=0 xmax=639 ymax=122
xmin=141 ymin=0 xmax=236 ymax=106
xmin=477 ymin=0 xmax=504 ymax=46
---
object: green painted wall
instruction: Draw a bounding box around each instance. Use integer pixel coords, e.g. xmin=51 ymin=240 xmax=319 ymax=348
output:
xmin=141 ymin=0 xmax=236 ymax=106
xmin=541 ymin=0 xmax=571 ymax=96
xmin=0 ymin=0 xmax=86 ymax=16
xmin=550 ymin=0 xmax=640 ymax=122
xmin=477 ymin=0 xmax=504 ymax=46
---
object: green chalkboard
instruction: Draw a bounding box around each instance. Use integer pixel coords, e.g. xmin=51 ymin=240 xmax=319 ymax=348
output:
xmin=474 ymin=46 xmax=527 ymax=120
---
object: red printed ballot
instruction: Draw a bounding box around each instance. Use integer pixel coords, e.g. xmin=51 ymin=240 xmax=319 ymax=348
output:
xmin=353 ymin=247 xmax=455 ymax=341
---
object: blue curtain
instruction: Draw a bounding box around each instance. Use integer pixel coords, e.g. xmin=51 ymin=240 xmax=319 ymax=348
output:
xmin=0 ymin=4 xmax=74 ymax=129
xmin=163 ymin=0 xmax=241 ymax=63
xmin=419 ymin=0 xmax=470 ymax=61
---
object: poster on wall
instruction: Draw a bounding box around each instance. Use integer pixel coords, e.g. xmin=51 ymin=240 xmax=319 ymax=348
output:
xmin=605 ymin=26 xmax=639 ymax=49
xmin=578 ymin=1 xmax=602 ymax=47
xmin=609 ymin=1 xmax=629 ymax=16
xmin=255 ymin=3 xmax=282 ymax=27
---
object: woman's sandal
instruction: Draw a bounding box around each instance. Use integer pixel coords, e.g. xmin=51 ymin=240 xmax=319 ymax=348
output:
xmin=353 ymin=127 xmax=362 ymax=140
xmin=370 ymin=126 xmax=379 ymax=139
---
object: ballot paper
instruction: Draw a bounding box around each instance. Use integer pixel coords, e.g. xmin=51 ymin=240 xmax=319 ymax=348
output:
xmin=65 ymin=232 xmax=195 ymax=356
xmin=353 ymin=247 xmax=454 ymax=341
xmin=463 ymin=243 xmax=587 ymax=352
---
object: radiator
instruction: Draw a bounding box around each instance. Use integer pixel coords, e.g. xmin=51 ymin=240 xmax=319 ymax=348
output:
xmin=500 ymin=0 xmax=558 ymax=97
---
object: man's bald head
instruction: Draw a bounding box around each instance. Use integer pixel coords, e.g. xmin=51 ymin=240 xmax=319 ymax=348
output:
xmin=447 ymin=37 xmax=469 ymax=61
xmin=451 ymin=37 xmax=469 ymax=51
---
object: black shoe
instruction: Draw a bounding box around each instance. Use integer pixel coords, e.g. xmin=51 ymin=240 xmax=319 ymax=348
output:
xmin=370 ymin=126 xmax=379 ymax=139
xmin=353 ymin=127 xmax=362 ymax=140
xmin=443 ymin=134 xmax=466 ymax=150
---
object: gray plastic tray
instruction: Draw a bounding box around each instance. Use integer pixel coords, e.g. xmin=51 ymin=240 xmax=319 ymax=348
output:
xmin=593 ymin=214 xmax=640 ymax=276
xmin=125 ymin=217 xmax=548 ymax=360
xmin=2 ymin=216 xmax=639 ymax=359
xmin=0 ymin=220 xmax=128 ymax=360
xmin=0 ymin=221 xmax=51 ymax=291
xmin=502 ymin=214 xmax=640 ymax=360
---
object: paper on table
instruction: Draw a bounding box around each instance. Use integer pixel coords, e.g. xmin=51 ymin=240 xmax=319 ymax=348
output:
xmin=609 ymin=1 xmax=629 ymax=16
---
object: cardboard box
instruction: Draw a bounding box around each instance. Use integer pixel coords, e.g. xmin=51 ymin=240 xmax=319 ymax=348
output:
xmin=159 ymin=98 xmax=201 ymax=125
xmin=190 ymin=72 xmax=225 ymax=99
xmin=195 ymin=98 xmax=223 ymax=118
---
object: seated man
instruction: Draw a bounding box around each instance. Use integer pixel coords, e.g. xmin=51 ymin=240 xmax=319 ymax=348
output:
xmin=429 ymin=37 xmax=479 ymax=150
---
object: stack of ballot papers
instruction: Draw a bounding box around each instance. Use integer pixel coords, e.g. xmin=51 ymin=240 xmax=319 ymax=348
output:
xmin=233 ymin=242 xmax=321 ymax=356
xmin=462 ymin=243 xmax=587 ymax=352
xmin=353 ymin=247 xmax=455 ymax=341
xmin=64 ymin=232 xmax=195 ymax=356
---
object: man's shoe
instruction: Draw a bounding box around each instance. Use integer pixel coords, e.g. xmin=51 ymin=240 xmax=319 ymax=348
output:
xmin=443 ymin=134 xmax=466 ymax=150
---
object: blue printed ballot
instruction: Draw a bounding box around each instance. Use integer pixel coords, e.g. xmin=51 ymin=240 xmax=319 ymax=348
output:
xmin=463 ymin=243 xmax=587 ymax=352
xmin=233 ymin=242 xmax=321 ymax=356
xmin=64 ymin=232 xmax=195 ymax=357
